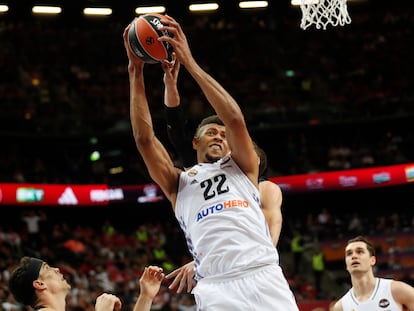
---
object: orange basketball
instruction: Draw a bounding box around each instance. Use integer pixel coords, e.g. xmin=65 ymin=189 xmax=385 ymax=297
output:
xmin=127 ymin=14 xmax=173 ymax=64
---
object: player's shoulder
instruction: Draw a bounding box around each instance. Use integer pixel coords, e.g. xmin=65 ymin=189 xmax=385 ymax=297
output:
xmin=329 ymin=298 xmax=343 ymax=311
xmin=389 ymin=278 xmax=414 ymax=308
xmin=259 ymin=179 xmax=282 ymax=193
xmin=390 ymin=278 xmax=414 ymax=294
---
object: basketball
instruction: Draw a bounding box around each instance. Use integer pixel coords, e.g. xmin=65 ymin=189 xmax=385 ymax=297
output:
xmin=127 ymin=14 xmax=173 ymax=64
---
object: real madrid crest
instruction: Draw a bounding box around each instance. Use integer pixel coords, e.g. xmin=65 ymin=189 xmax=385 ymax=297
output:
xmin=187 ymin=168 xmax=198 ymax=177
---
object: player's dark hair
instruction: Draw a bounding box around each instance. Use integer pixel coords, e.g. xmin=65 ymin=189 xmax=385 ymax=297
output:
xmin=8 ymin=257 xmax=44 ymax=307
xmin=194 ymin=115 xmax=224 ymax=138
xmin=347 ymin=236 xmax=376 ymax=256
xmin=253 ymin=142 xmax=268 ymax=177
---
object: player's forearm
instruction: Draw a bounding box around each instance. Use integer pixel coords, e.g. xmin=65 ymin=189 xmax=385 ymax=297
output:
xmin=133 ymin=295 xmax=153 ymax=311
xmin=164 ymin=85 xmax=180 ymax=108
xmin=129 ymin=66 xmax=154 ymax=143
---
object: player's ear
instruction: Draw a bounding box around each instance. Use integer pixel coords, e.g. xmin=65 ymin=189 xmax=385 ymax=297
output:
xmin=33 ymin=279 xmax=45 ymax=290
xmin=370 ymin=255 xmax=376 ymax=267
xmin=192 ymin=137 xmax=199 ymax=150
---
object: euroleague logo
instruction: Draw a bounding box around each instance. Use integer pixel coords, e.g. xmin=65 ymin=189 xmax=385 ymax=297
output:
xmin=145 ymin=36 xmax=155 ymax=46
xmin=378 ymin=298 xmax=390 ymax=309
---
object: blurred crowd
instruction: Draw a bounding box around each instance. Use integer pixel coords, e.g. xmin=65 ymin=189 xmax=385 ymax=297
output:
xmin=0 ymin=209 xmax=196 ymax=311
xmin=1 ymin=2 xmax=414 ymax=184
xmin=1 ymin=201 xmax=414 ymax=310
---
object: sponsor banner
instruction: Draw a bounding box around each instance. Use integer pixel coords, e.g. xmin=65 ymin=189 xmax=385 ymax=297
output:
xmin=406 ymin=166 xmax=414 ymax=182
xmin=0 ymin=184 xmax=108 ymax=206
xmin=90 ymin=188 xmax=125 ymax=203
xmin=0 ymin=183 xmax=164 ymax=206
xmin=121 ymin=184 xmax=164 ymax=203
xmin=0 ymin=163 xmax=413 ymax=205
xmin=271 ymin=163 xmax=414 ymax=193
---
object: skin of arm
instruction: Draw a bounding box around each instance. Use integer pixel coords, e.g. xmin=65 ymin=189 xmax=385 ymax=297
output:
xmin=122 ymin=24 xmax=180 ymax=207
xmin=259 ymin=180 xmax=283 ymax=247
xmin=158 ymin=15 xmax=259 ymax=184
xmin=162 ymin=54 xmax=180 ymax=109
xmin=391 ymin=280 xmax=414 ymax=310
xmin=133 ymin=266 xmax=165 ymax=311
xmin=329 ymin=300 xmax=343 ymax=311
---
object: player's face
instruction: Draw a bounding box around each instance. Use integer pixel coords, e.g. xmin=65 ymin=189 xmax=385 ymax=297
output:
xmin=344 ymin=241 xmax=375 ymax=275
xmin=194 ymin=124 xmax=229 ymax=163
xmin=37 ymin=263 xmax=71 ymax=292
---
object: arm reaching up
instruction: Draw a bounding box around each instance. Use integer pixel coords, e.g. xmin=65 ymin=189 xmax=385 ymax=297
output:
xmin=123 ymin=23 xmax=181 ymax=207
xmin=133 ymin=266 xmax=165 ymax=311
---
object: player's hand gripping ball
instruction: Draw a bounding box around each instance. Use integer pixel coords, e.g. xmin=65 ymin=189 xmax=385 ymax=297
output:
xmin=128 ymin=14 xmax=173 ymax=64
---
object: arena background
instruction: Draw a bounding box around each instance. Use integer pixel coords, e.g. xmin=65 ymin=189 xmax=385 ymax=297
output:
xmin=1 ymin=0 xmax=414 ymax=310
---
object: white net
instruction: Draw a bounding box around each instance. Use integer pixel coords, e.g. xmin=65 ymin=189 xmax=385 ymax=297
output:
xmin=299 ymin=0 xmax=352 ymax=30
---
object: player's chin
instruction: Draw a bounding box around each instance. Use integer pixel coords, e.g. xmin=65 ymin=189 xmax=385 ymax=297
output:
xmin=205 ymin=152 xmax=222 ymax=163
xmin=65 ymin=282 xmax=72 ymax=290
xmin=348 ymin=266 xmax=361 ymax=273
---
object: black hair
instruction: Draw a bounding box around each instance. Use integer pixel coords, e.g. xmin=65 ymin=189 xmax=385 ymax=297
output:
xmin=194 ymin=115 xmax=224 ymax=137
xmin=253 ymin=142 xmax=268 ymax=177
xmin=8 ymin=257 xmax=43 ymax=307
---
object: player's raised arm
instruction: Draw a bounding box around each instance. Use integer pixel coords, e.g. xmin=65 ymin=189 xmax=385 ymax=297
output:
xmin=158 ymin=15 xmax=258 ymax=183
xmin=123 ymin=23 xmax=180 ymax=206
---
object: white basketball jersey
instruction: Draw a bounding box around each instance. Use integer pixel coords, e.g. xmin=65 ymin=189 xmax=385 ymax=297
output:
xmin=341 ymin=278 xmax=401 ymax=311
xmin=175 ymin=155 xmax=278 ymax=280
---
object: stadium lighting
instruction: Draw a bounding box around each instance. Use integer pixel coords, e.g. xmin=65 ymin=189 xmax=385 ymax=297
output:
xmin=32 ymin=6 xmax=62 ymax=14
xmin=0 ymin=5 xmax=9 ymax=12
xmin=109 ymin=166 xmax=124 ymax=175
xmin=89 ymin=151 xmax=101 ymax=162
xmin=189 ymin=3 xmax=219 ymax=12
xmin=83 ymin=7 xmax=112 ymax=16
xmin=239 ymin=1 xmax=268 ymax=9
xmin=135 ymin=6 xmax=166 ymax=14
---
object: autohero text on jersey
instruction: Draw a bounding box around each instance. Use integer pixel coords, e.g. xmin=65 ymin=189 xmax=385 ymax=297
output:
xmin=197 ymin=199 xmax=249 ymax=221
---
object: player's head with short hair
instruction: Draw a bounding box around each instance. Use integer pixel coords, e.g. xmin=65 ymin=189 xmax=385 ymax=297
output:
xmin=8 ymin=257 xmax=44 ymax=307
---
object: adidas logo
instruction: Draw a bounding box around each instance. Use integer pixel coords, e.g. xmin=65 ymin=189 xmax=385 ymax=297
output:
xmin=58 ymin=187 xmax=78 ymax=205
xmin=190 ymin=179 xmax=199 ymax=185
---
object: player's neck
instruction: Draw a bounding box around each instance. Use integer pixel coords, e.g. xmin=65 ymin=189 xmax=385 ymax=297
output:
xmin=351 ymin=274 xmax=377 ymax=302
xmin=36 ymin=293 xmax=67 ymax=311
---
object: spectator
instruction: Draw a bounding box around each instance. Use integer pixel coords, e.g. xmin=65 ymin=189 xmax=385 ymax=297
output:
xmin=21 ymin=210 xmax=47 ymax=251
xmin=311 ymin=244 xmax=325 ymax=298
xmin=291 ymin=229 xmax=305 ymax=275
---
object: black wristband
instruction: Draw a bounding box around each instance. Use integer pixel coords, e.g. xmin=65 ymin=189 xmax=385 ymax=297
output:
xmin=165 ymin=105 xmax=184 ymax=126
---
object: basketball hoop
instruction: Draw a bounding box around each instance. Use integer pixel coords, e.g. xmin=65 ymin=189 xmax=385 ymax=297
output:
xmin=297 ymin=0 xmax=352 ymax=30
